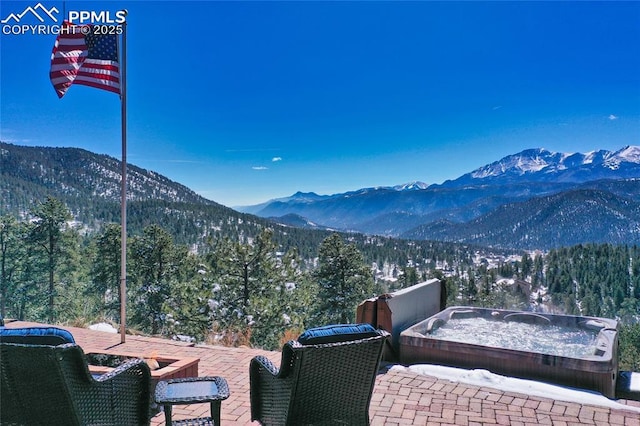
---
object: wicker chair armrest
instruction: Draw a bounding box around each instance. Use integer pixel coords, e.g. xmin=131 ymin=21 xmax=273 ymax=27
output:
xmin=93 ymin=358 xmax=150 ymax=382
xmin=250 ymin=353 xmax=295 ymax=424
xmin=251 ymin=340 xmax=299 ymax=379
xmin=250 ymin=355 xmax=279 ymax=376
xmin=87 ymin=357 xmax=152 ymax=425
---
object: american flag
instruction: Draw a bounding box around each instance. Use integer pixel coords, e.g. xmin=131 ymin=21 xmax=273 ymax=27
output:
xmin=50 ymin=23 xmax=121 ymax=98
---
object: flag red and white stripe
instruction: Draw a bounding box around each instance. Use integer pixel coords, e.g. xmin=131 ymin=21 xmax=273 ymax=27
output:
xmin=50 ymin=23 xmax=120 ymax=98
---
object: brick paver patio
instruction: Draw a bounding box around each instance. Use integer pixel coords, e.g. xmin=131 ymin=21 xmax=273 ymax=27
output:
xmin=6 ymin=321 xmax=640 ymax=425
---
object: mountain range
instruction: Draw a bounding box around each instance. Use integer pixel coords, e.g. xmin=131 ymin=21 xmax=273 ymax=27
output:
xmin=2 ymin=141 xmax=640 ymax=250
xmin=238 ymin=146 xmax=640 ymax=249
xmin=2 ymin=141 xmax=495 ymax=264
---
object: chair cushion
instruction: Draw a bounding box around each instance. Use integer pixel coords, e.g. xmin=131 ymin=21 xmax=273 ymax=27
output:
xmin=0 ymin=326 xmax=75 ymax=345
xmin=298 ymin=323 xmax=379 ymax=345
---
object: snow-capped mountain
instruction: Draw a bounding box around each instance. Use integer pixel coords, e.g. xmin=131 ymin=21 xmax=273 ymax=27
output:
xmin=470 ymin=148 xmax=567 ymax=178
xmin=603 ymin=145 xmax=640 ymax=169
xmin=441 ymin=146 xmax=640 ymax=187
xmin=393 ymin=181 xmax=430 ymax=191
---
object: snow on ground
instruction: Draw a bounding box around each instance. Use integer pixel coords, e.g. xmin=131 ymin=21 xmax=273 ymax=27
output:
xmin=88 ymin=323 xmax=118 ymax=333
xmin=390 ymin=364 xmax=640 ymax=413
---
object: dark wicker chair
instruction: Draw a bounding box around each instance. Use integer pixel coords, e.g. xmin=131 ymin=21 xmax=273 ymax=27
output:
xmin=250 ymin=324 xmax=389 ymax=426
xmin=0 ymin=329 xmax=152 ymax=426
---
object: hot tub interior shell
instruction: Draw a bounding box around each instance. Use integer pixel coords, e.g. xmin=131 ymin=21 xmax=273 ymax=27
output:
xmin=399 ymin=306 xmax=619 ymax=398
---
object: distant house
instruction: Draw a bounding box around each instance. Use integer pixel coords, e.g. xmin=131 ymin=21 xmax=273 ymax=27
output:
xmin=496 ymin=278 xmax=532 ymax=299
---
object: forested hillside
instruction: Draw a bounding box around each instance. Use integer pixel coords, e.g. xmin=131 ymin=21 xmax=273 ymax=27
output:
xmin=404 ymin=189 xmax=640 ymax=249
xmin=2 ymin=197 xmax=639 ymax=353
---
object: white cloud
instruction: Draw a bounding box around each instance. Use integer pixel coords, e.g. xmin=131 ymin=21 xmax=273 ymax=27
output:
xmin=0 ymin=136 xmax=32 ymax=144
xmin=609 ymin=114 xmax=618 ymax=120
xmin=272 ymin=157 xmax=282 ymax=162
xmin=252 ymin=166 xmax=268 ymax=170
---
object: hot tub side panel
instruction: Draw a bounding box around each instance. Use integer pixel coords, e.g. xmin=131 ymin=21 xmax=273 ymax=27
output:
xmin=399 ymin=334 xmax=617 ymax=398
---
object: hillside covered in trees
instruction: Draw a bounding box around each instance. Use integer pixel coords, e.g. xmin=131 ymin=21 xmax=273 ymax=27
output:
xmin=2 ymin=196 xmax=639 ymax=366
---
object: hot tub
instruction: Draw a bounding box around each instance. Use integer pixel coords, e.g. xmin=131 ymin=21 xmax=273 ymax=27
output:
xmin=399 ymin=306 xmax=619 ymax=398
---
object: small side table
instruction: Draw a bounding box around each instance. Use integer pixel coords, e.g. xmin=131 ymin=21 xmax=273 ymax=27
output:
xmin=155 ymin=376 xmax=230 ymax=426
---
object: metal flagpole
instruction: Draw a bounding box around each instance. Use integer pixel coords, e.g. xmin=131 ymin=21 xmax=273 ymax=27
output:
xmin=119 ymin=10 xmax=128 ymax=344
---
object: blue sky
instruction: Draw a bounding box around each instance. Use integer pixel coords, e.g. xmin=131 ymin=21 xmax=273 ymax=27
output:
xmin=1 ymin=1 xmax=639 ymax=207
